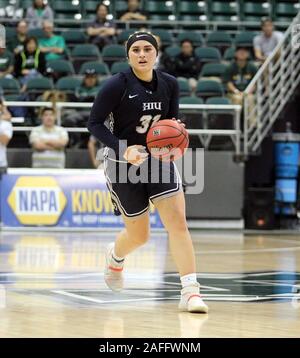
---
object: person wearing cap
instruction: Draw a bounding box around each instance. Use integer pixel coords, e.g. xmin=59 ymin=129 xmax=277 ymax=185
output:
xmin=88 ymin=31 xmax=208 ymax=314
xmin=223 ymin=46 xmax=257 ymax=105
xmin=76 ymin=69 xmax=101 ymax=102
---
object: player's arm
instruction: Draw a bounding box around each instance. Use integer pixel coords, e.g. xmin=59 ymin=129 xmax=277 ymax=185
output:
xmin=87 ymin=74 xmax=128 ymax=157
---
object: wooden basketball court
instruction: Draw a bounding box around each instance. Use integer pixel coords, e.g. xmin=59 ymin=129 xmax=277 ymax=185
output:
xmin=0 ymin=230 xmax=299 ymax=338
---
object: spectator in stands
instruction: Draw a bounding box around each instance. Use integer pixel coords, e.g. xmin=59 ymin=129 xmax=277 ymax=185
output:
xmin=76 ymin=69 xmax=101 ymax=102
xmin=86 ymin=3 xmax=116 ymax=50
xmin=29 ymin=107 xmax=69 ymax=168
xmin=14 ymin=37 xmax=46 ymax=91
xmin=253 ymin=18 xmax=284 ymax=63
xmin=223 ymin=46 xmax=257 ymax=103
xmin=154 ymin=36 xmax=173 ymax=72
xmin=87 ymin=135 xmax=104 ymax=169
xmin=0 ymin=98 xmax=13 ymax=171
xmin=39 ymin=20 xmax=66 ymax=61
xmin=26 ymin=0 xmax=54 ymax=30
xmin=173 ymin=39 xmax=201 ymax=91
xmin=8 ymin=20 xmax=28 ymax=55
xmin=0 ymin=47 xmax=14 ymax=78
xmin=119 ymin=0 xmax=148 ymax=21
xmin=223 ymin=46 xmax=256 ymax=125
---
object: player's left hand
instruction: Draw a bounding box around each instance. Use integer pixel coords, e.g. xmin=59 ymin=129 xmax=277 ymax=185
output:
xmin=171 ymin=117 xmax=186 ymax=127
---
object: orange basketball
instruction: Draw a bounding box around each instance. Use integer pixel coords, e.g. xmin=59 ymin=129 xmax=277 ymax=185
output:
xmin=146 ymin=119 xmax=189 ymax=161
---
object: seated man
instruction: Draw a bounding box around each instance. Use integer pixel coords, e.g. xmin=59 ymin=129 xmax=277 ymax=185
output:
xmin=29 ymin=107 xmax=69 ymax=168
xmin=223 ymin=46 xmax=257 ymax=125
xmin=86 ymin=3 xmax=116 ymax=50
xmin=253 ymin=18 xmax=284 ymax=64
xmin=39 ymin=20 xmax=66 ymax=61
xmin=119 ymin=0 xmax=147 ymax=21
xmin=173 ymin=39 xmax=201 ymax=91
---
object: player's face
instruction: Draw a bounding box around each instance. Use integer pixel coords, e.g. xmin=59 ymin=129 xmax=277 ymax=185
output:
xmin=128 ymin=40 xmax=157 ymax=73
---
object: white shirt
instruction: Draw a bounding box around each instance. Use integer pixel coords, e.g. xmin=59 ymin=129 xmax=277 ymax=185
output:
xmin=0 ymin=119 xmax=13 ymax=167
xmin=29 ymin=125 xmax=69 ymax=168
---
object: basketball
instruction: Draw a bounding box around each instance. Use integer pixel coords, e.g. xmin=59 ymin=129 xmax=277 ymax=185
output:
xmin=146 ymin=119 xmax=189 ymax=161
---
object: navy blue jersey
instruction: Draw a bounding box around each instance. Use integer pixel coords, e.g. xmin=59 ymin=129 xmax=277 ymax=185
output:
xmin=87 ymin=68 xmax=179 ymax=157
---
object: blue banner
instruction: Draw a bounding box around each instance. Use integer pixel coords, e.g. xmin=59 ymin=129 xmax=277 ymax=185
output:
xmin=0 ymin=173 xmax=163 ymax=228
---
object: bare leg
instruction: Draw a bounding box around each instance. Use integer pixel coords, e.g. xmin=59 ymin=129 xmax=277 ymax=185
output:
xmin=114 ymin=212 xmax=150 ymax=258
xmin=154 ymin=192 xmax=195 ymax=276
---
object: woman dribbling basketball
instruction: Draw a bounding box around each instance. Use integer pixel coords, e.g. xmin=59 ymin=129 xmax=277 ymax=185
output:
xmin=88 ymin=31 xmax=208 ymax=313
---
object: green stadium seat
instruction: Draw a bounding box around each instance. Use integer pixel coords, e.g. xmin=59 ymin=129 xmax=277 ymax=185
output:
xmin=117 ymin=30 xmax=136 ymax=44
xmin=235 ymin=32 xmax=257 ymax=48
xmin=177 ymin=32 xmax=204 ymax=47
xmin=165 ymin=45 xmax=181 ymax=58
xmin=275 ymin=3 xmax=299 ymax=21
xmin=206 ymin=96 xmax=231 ymax=105
xmin=196 ymin=80 xmax=224 ymax=99
xmin=223 ymin=47 xmax=235 ymax=62
xmin=79 ymin=61 xmax=110 ymax=76
xmin=110 ymin=61 xmax=130 ymax=75
xmin=0 ymin=77 xmax=21 ymax=95
xmin=115 ymin=0 xmax=129 ymax=18
xmin=206 ymin=32 xmax=232 ymax=52
xmin=177 ymin=78 xmax=191 ymax=97
xmin=152 ymin=30 xmax=173 ymax=47
xmin=71 ymin=44 xmax=101 ymax=72
xmin=46 ymin=59 xmax=75 ymax=76
xmin=195 ymin=47 xmax=222 ymax=64
xmin=178 ymin=1 xmax=206 ymax=18
xmin=26 ymin=77 xmax=54 ymax=98
xmin=179 ymin=96 xmax=204 ymax=105
xmin=242 ymin=2 xmax=271 ymax=21
xmin=28 ymin=28 xmax=46 ymax=39
xmin=102 ymin=44 xmax=126 ymax=67
xmin=200 ymin=63 xmax=227 ymax=79
xmin=56 ymin=76 xmax=82 ymax=94
xmin=145 ymin=1 xmax=175 ymax=20
xmin=52 ymin=0 xmax=82 ymax=14
xmin=210 ymin=1 xmax=239 ymax=21
xmin=4 ymin=27 xmax=16 ymax=44
xmin=62 ymin=30 xmax=87 ymax=48
xmin=20 ymin=0 xmax=32 ymax=9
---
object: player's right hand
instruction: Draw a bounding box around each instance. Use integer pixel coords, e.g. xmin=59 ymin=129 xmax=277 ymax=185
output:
xmin=123 ymin=145 xmax=149 ymax=166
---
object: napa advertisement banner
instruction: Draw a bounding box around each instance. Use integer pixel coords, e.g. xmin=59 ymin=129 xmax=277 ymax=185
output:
xmin=0 ymin=173 xmax=163 ymax=228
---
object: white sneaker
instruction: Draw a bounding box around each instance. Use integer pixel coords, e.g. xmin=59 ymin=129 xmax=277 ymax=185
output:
xmin=104 ymin=243 xmax=124 ymax=292
xmin=178 ymin=283 xmax=209 ymax=313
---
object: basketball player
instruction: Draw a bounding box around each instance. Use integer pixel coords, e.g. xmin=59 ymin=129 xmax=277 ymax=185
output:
xmin=88 ymin=32 xmax=208 ymax=313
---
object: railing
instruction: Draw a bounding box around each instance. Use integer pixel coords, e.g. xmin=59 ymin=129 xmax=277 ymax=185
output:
xmin=3 ymin=100 xmax=242 ymax=154
xmin=243 ymin=12 xmax=300 ymax=156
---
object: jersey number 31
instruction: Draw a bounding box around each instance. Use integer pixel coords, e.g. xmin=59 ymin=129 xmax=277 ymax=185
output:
xmin=136 ymin=114 xmax=161 ymax=134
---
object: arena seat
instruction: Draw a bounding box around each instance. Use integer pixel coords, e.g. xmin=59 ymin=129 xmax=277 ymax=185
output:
xmin=79 ymin=61 xmax=110 ymax=76
xmin=177 ymin=78 xmax=192 ymax=97
xmin=177 ymin=31 xmax=204 ymax=47
xmin=110 ymin=61 xmax=130 ymax=75
xmin=196 ymin=79 xmax=224 ymax=99
xmin=195 ymin=47 xmax=222 ymax=64
xmin=0 ymin=77 xmax=21 ymax=95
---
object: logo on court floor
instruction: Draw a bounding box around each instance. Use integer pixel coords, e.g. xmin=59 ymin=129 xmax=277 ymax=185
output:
xmin=2 ymin=271 xmax=299 ymax=306
xmin=7 ymin=176 xmax=67 ymax=225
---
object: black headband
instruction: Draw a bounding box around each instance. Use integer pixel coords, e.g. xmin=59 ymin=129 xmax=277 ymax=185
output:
xmin=126 ymin=32 xmax=158 ymax=56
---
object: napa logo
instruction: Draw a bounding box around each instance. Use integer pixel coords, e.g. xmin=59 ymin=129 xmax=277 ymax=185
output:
xmin=8 ymin=177 xmax=67 ymax=225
